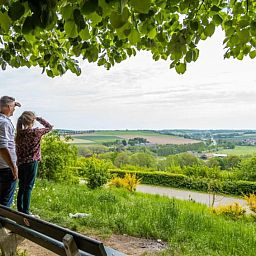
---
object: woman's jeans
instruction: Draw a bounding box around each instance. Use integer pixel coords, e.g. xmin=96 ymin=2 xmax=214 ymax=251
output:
xmin=17 ymin=161 xmax=38 ymax=214
xmin=0 ymin=168 xmax=17 ymax=207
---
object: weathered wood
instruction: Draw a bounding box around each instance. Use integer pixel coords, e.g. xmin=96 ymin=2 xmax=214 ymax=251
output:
xmin=0 ymin=205 xmax=126 ymax=256
xmin=0 ymin=206 xmax=106 ymax=256
xmin=0 ymin=223 xmax=25 ymax=256
xmin=63 ymin=234 xmax=80 ymax=256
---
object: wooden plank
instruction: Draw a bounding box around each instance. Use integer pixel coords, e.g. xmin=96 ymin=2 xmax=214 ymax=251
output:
xmin=0 ymin=205 xmax=106 ymax=256
xmin=63 ymin=234 xmax=80 ymax=256
xmin=0 ymin=217 xmax=91 ymax=256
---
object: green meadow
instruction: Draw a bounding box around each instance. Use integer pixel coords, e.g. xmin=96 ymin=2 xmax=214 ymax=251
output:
xmin=28 ymin=180 xmax=256 ymax=256
xmin=218 ymin=146 xmax=256 ymax=156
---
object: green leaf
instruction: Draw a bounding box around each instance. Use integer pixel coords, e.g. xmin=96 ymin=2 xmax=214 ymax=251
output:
xmin=212 ymin=14 xmax=223 ymax=26
xmin=86 ymin=12 xmax=102 ymax=26
xmin=81 ymin=0 xmax=99 ymax=15
xmin=238 ymin=19 xmax=250 ymax=29
xmin=23 ymin=33 xmax=36 ymax=43
xmin=2 ymin=51 xmax=11 ymax=61
xmin=64 ymin=20 xmax=78 ymax=38
xmin=98 ymin=58 xmax=106 ymax=66
xmin=225 ymin=27 xmax=235 ymax=37
xmin=204 ymin=23 xmax=215 ymax=37
xmin=126 ymin=48 xmax=133 ymax=56
xmin=116 ymin=22 xmax=131 ymax=39
xmin=148 ymin=28 xmax=157 ymax=39
xmin=22 ymin=16 xmax=34 ymax=34
xmin=211 ymin=5 xmax=222 ymax=12
xmin=192 ymin=48 xmax=199 ymax=62
xmin=1 ymin=62 xmax=7 ymax=70
xmin=73 ymin=9 xmax=86 ymax=31
xmin=79 ymin=26 xmax=90 ymax=40
xmin=61 ymin=5 xmax=74 ymax=20
xmin=110 ymin=7 xmax=129 ymax=29
xmin=130 ymin=0 xmax=151 ymax=14
xmin=0 ymin=12 xmax=11 ymax=32
xmin=249 ymin=50 xmax=256 ymax=59
xmin=175 ymin=62 xmax=186 ymax=74
xmin=46 ymin=69 xmax=54 ymax=78
xmin=190 ymin=20 xmax=199 ymax=31
xmin=185 ymin=50 xmax=193 ymax=63
xmin=8 ymin=2 xmax=25 ymax=21
xmin=237 ymin=29 xmax=250 ymax=44
xmin=128 ymin=28 xmax=140 ymax=44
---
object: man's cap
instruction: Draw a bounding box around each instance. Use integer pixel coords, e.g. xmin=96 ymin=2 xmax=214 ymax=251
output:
xmin=0 ymin=96 xmax=21 ymax=107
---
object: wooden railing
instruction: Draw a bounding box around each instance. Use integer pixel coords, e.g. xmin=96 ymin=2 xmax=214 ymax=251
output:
xmin=0 ymin=205 xmax=126 ymax=256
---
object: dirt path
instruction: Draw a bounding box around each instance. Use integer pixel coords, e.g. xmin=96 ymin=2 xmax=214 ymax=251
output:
xmin=18 ymin=234 xmax=167 ymax=256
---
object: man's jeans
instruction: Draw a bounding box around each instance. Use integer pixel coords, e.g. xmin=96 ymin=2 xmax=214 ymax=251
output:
xmin=0 ymin=168 xmax=17 ymax=207
xmin=17 ymin=161 xmax=38 ymax=214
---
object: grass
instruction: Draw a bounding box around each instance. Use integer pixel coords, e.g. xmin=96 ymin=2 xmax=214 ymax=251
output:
xmin=27 ymin=180 xmax=256 ymax=256
xmin=217 ymin=146 xmax=256 ymax=156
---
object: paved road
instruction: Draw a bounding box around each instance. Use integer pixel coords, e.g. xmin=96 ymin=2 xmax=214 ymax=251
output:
xmin=137 ymin=184 xmax=248 ymax=208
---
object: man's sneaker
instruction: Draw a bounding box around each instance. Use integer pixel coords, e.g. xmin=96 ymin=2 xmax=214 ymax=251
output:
xmin=29 ymin=213 xmax=40 ymax=219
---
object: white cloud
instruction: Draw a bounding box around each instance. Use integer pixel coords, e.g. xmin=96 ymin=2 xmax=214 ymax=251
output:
xmin=1 ymin=29 xmax=256 ymax=130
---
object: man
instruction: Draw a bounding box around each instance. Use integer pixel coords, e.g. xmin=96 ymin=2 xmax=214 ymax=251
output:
xmin=0 ymin=96 xmax=21 ymax=207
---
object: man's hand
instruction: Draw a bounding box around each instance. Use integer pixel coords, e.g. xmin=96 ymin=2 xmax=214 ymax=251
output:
xmin=12 ymin=165 xmax=18 ymax=180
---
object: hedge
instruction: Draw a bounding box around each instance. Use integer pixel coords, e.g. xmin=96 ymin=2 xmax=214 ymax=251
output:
xmin=110 ymin=169 xmax=256 ymax=196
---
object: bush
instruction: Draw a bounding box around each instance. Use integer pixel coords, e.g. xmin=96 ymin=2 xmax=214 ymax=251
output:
xmin=38 ymin=131 xmax=78 ymax=183
xmin=211 ymin=203 xmax=246 ymax=220
xmin=110 ymin=169 xmax=210 ymax=191
xmin=110 ymin=173 xmax=141 ymax=191
xmin=237 ymin=156 xmax=256 ymax=181
xmin=244 ymin=194 xmax=256 ymax=213
xmin=221 ymin=180 xmax=256 ymax=195
xmin=110 ymin=169 xmax=256 ymax=196
xmin=82 ymin=156 xmax=111 ymax=189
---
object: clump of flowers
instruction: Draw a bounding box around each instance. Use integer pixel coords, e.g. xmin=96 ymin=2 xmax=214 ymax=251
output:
xmin=109 ymin=173 xmax=141 ymax=192
xmin=244 ymin=193 xmax=256 ymax=213
xmin=211 ymin=202 xmax=246 ymax=220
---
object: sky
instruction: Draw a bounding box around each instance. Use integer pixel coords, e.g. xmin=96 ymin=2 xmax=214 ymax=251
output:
xmin=1 ymin=29 xmax=256 ymax=130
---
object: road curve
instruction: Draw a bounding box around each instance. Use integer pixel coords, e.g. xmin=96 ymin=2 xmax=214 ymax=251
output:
xmin=136 ymin=184 xmax=248 ymax=208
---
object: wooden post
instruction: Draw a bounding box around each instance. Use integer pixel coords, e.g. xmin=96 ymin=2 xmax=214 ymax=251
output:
xmin=63 ymin=234 xmax=80 ymax=256
xmin=0 ymin=223 xmax=24 ymax=256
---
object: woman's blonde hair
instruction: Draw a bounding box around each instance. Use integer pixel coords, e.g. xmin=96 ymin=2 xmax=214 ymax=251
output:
xmin=16 ymin=111 xmax=36 ymax=142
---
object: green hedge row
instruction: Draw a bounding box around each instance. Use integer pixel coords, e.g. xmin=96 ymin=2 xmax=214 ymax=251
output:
xmin=110 ymin=169 xmax=256 ymax=196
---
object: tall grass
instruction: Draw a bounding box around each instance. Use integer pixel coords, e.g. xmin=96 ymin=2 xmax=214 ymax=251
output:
xmin=30 ymin=180 xmax=256 ymax=256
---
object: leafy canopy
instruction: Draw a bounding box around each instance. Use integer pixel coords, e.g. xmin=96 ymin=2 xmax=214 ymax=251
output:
xmin=0 ymin=0 xmax=255 ymax=77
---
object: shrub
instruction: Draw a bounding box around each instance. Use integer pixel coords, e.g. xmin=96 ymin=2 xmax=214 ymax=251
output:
xmin=82 ymin=156 xmax=111 ymax=189
xmin=38 ymin=131 xmax=78 ymax=182
xmin=109 ymin=176 xmax=127 ymax=189
xmin=221 ymin=180 xmax=256 ymax=195
xmin=110 ymin=169 xmax=256 ymax=196
xmin=244 ymin=194 xmax=256 ymax=213
xmin=238 ymin=156 xmax=256 ymax=181
xmin=110 ymin=173 xmax=141 ymax=192
xmin=211 ymin=203 xmax=246 ymax=220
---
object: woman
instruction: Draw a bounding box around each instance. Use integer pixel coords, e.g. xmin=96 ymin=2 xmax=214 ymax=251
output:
xmin=16 ymin=111 xmax=53 ymax=214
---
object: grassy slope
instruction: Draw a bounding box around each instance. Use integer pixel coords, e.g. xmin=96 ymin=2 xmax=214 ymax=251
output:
xmin=30 ymin=180 xmax=256 ymax=256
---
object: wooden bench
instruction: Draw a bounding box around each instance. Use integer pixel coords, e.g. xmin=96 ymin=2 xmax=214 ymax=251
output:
xmin=0 ymin=205 xmax=126 ymax=256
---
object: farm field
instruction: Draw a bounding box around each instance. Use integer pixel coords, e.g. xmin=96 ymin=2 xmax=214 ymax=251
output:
xmin=217 ymin=146 xmax=256 ymax=156
xmin=69 ymin=130 xmax=200 ymax=145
